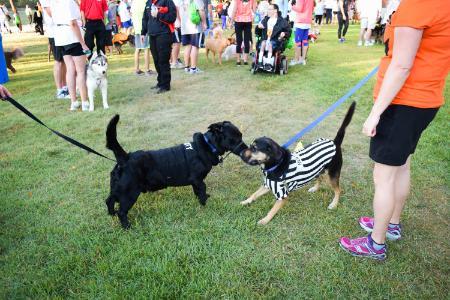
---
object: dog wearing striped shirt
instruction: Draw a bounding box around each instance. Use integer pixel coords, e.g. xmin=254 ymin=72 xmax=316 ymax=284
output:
xmin=240 ymin=102 xmax=356 ymax=225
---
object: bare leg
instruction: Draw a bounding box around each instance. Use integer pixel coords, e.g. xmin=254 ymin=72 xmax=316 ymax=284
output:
xmin=359 ymin=28 xmax=366 ymax=43
xmin=241 ymin=186 xmax=270 ymax=205
xmin=63 ymin=56 xmax=77 ymax=103
xmin=184 ymin=45 xmax=192 ymax=67
xmin=258 ymin=199 xmax=287 ymax=225
xmin=73 ymin=55 xmax=88 ymax=103
xmin=190 ymin=46 xmax=199 ymax=68
xmin=134 ymin=48 xmax=141 ymax=72
xmin=390 ymin=156 xmax=411 ymax=224
xmin=371 ymin=162 xmax=399 ymax=244
xmin=364 ymin=29 xmax=372 ymax=43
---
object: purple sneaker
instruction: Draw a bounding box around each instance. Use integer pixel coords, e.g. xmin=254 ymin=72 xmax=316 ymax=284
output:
xmin=359 ymin=216 xmax=402 ymax=241
xmin=339 ymin=234 xmax=387 ymax=261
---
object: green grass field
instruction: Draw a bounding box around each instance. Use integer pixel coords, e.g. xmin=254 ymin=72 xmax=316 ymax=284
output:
xmin=1 ymin=25 xmax=449 ymax=298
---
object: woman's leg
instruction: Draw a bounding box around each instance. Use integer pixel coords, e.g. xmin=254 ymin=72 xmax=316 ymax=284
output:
xmin=371 ymin=162 xmax=399 ymax=244
xmin=62 ymin=55 xmax=77 ymax=103
xmin=235 ymin=22 xmax=243 ymax=62
xmin=342 ymin=12 xmax=349 ymax=37
xmin=144 ymin=48 xmax=150 ymax=71
xmin=390 ymin=156 xmax=411 ymax=224
xmin=73 ymin=55 xmax=88 ymax=103
xmin=242 ymin=22 xmax=252 ymax=62
xmin=258 ymin=40 xmax=266 ymax=62
xmin=337 ymin=12 xmax=343 ymax=39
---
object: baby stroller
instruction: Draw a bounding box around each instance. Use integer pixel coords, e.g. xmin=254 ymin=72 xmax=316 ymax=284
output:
xmin=251 ymin=18 xmax=291 ymax=75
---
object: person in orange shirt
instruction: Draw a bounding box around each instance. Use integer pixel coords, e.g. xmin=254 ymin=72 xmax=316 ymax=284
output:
xmin=339 ymin=0 xmax=450 ymax=260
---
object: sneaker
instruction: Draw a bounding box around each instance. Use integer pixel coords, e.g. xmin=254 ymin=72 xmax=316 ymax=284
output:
xmin=70 ymin=101 xmax=80 ymax=111
xmin=359 ymin=217 xmax=402 ymax=241
xmin=236 ymin=61 xmax=241 ymax=66
xmin=170 ymin=63 xmax=176 ymax=69
xmin=338 ymin=38 xmax=344 ymax=43
xmin=189 ymin=67 xmax=203 ymax=74
xmin=146 ymin=70 xmax=156 ymax=76
xmin=243 ymin=61 xmax=249 ymax=66
xmin=339 ymin=234 xmax=387 ymax=261
xmin=56 ymin=89 xmax=68 ymax=99
xmin=357 ymin=40 xmax=363 ymax=46
xmin=364 ymin=41 xmax=374 ymax=47
xmin=81 ymin=101 xmax=90 ymax=111
xmin=156 ymin=88 xmax=169 ymax=94
xmin=150 ymin=85 xmax=159 ymax=90
xmin=264 ymin=64 xmax=272 ymax=72
xmin=289 ymin=59 xmax=298 ymax=66
xmin=135 ymin=70 xmax=145 ymax=75
xmin=299 ymin=59 xmax=307 ymax=65
xmin=175 ymin=61 xmax=184 ymax=69
xmin=184 ymin=66 xmax=191 ymax=73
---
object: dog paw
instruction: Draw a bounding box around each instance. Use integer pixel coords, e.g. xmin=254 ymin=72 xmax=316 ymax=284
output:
xmin=327 ymin=202 xmax=338 ymax=210
xmin=308 ymin=186 xmax=318 ymax=193
xmin=257 ymin=218 xmax=269 ymax=225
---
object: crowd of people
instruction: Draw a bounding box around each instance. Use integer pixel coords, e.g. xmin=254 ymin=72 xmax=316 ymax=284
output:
xmin=1 ymin=0 xmax=449 ymax=262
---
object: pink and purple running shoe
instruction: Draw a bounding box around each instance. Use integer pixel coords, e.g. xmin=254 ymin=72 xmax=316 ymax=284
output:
xmin=339 ymin=234 xmax=387 ymax=261
xmin=359 ymin=216 xmax=402 ymax=241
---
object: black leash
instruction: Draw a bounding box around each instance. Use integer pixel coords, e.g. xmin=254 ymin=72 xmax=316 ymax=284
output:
xmin=3 ymin=96 xmax=116 ymax=163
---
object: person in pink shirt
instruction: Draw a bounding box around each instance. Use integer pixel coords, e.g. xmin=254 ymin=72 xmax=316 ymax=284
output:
xmin=230 ymin=0 xmax=257 ymax=66
xmin=290 ymin=0 xmax=314 ymax=65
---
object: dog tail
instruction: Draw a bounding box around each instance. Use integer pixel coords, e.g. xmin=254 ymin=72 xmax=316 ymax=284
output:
xmin=333 ymin=101 xmax=356 ymax=147
xmin=106 ymin=115 xmax=128 ymax=164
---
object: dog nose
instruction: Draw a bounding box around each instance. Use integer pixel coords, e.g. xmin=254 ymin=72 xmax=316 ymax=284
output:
xmin=240 ymin=149 xmax=251 ymax=161
xmin=102 ymin=71 xmax=106 ymax=74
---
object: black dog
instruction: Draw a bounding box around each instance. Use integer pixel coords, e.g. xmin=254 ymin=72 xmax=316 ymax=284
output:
xmin=240 ymin=102 xmax=355 ymax=225
xmin=105 ymin=115 xmax=247 ymax=229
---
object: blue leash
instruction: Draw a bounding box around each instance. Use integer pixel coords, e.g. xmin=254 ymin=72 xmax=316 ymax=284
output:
xmin=282 ymin=66 xmax=379 ymax=149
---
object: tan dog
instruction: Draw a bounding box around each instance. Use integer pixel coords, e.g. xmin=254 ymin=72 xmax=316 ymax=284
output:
xmin=205 ymin=28 xmax=235 ymax=65
xmin=4 ymin=48 xmax=24 ymax=73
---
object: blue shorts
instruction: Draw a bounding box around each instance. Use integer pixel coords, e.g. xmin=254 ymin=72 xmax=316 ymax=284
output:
xmin=295 ymin=28 xmax=309 ymax=47
xmin=121 ymin=20 xmax=133 ymax=29
xmin=181 ymin=33 xmax=202 ymax=48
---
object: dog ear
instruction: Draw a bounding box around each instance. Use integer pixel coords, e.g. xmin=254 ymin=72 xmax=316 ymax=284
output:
xmin=208 ymin=122 xmax=224 ymax=133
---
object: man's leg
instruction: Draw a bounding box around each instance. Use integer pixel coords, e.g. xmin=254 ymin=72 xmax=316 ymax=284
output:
xmin=149 ymin=35 xmax=161 ymax=85
xmin=190 ymin=46 xmax=199 ymax=68
xmin=84 ymin=22 xmax=95 ymax=52
xmin=144 ymin=48 xmax=150 ymax=72
xmin=156 ymin=34 xmax=172 ymax=90
xmin=184 ymin=44 xmax=192 ymax=68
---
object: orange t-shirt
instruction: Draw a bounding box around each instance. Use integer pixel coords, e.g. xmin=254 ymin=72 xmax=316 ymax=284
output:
xmin=373 ymin=0 xmax=450 ymax=108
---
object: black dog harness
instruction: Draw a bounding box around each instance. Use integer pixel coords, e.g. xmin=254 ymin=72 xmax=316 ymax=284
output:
xmin=263 ymin=138 xmax=336 ymax=200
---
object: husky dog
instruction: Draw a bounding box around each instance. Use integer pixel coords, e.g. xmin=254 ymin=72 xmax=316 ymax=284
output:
xmin=86 ymin=51 xmax=109 ymax=111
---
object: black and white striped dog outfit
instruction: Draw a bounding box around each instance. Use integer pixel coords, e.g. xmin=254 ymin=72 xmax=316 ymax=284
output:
xmin=263 ymin=138 xmax=336 ymax=200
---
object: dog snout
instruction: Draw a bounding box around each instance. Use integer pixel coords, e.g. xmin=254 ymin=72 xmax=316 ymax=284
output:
xmin=240 ymin=148 xmax=252 ymax=162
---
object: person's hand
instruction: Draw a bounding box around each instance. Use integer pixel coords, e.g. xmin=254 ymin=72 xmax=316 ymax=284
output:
xmin=343 ymin=15 xmax=347 ymax=21
xmin=258 ymin=23 xmax=264 ymax=29
xmin=362 ymin=112 xmax=380 ymax=137
xmin=279 ymin=32 xmax=285 ymax=39
xmin=0 ymin=85 xmax=12 ymax=99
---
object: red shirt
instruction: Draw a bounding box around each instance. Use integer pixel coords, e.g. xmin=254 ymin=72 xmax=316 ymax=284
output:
xmin=80 ymin=0 xmax=108 ymax=20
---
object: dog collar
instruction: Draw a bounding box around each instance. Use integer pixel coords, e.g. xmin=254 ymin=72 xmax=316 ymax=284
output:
xmin=203 ymin=134 xmax=218 ymax=153
xmin=263 ymin=160 xmax=283 ymax=173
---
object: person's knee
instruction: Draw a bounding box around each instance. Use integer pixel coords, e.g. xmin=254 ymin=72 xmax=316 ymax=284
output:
xmin=373 ymin=163 xmax=398 ymax=186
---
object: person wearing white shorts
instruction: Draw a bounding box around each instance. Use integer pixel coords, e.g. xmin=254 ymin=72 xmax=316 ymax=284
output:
xmin=131 ymin=0 xmax=155 ymax=75
xmin=357 ymin=0 xmax=381 ymax=46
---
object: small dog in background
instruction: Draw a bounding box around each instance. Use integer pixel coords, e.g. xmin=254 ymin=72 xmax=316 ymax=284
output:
xmin=86 ymin=51 xmax=109 ymax=111
xmin=4 ymin=48 xmax=24 ymax=73
xmin=112 ymin=33 xmax=135 ymax=54
xmin=205 ymin=26 xmax=236 ymax=65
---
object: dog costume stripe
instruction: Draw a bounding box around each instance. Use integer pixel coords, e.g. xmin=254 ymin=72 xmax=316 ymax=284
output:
xmin=263 ymin=138 xmax=336 ymax=200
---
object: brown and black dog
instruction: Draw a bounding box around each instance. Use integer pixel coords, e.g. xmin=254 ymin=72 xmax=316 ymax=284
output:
xmin=4 ymin=48 xmax=24 ymax=73
xmin=240 ymin=102 xmax=356 ymax=225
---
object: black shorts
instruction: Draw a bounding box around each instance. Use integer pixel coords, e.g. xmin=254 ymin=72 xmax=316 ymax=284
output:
xmin=370 ymin=104 xmax=439 ymax=166
xmin=48 ymin=38 xmax=64 ymax=62
xmin=105 ymin=29 xmax=113 ymax=46
xmin=59 ymin=43 xmax=85 ymax=57
xmin=173 ymin=28 xmax=181 ymax=44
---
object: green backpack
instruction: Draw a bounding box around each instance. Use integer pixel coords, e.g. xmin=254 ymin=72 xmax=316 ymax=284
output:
xmin=189 ymin=0 xmax=201 ymax=25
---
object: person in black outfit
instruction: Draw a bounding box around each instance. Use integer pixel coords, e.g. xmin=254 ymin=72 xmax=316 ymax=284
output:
xmin=337 ymin=0 xmax=349 ymax=42
xmin=142 ymin=0 xmax=176 ymax=94
xmin=33 ymin=5 xmax=44 ymax=35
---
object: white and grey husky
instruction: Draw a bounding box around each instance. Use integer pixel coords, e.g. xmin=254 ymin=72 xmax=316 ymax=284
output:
xmin=87 ymin=51 xmax=109 ymax=111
